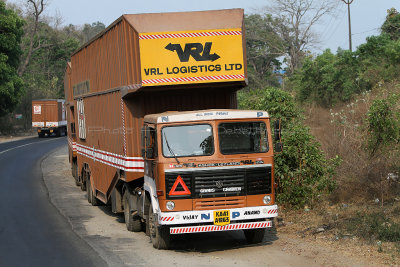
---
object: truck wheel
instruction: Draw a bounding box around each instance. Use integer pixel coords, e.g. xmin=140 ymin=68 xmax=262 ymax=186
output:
xmin=74 ymin=176 xmax=80 ymax=186
xmin=148 ymin=204 xmax=171 ymax=249
xmin=80 ymin=172 xmax=86 ymax=191
xmin=71 ymin=160 xmax=78 ymax=178
xmin=123 ymin=191 xmax=142 ymax=232
xmin=38 ymin=132 xmax=44 ymax=138
xmin=243 ymin=228 xmax=266 ymax=244
xmin=87 ymin=178 xmax=100 ymax=206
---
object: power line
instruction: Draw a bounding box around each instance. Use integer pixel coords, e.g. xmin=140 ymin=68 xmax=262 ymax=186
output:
xmin=324 ymin=5 xmax=347 ymax=43
xmin=321 ymin=4 xmax=347 ymax=42
xmin=351 ymin=28 xmax=379 ymax=36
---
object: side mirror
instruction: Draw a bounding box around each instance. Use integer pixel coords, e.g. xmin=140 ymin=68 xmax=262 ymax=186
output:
xmin=274 ymin=120 xmax=281 ymax=141
xmin=141 ymin=126 xmax=146 ymax=158
xmin=274 ymin=142 xmax=282 ymax=153
xmin=273 ymin=120 xmax=282 ymax=153
xmin=141 ymin=125 xmax=156 ymax=159
xmin=146 ymin=148 xmax=154 ymax=159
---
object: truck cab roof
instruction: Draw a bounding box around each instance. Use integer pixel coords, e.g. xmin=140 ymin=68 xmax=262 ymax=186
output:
xmin=144 ymin=109 xmax=270 ymax=124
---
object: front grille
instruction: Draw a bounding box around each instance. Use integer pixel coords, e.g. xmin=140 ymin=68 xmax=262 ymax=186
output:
xmin=193 ymin=170 xmax=245 ymax=198
xmin=166 ymin=166 xmax=272 ymax=199
xmin=194 ymin=197 xmax=245 ymax=210
xmin=247 ymin=167 xmax=272 ymax=195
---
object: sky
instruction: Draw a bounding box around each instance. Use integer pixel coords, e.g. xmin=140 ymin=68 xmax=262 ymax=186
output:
xmin=6 ymin=0 xmax=400 ymax=54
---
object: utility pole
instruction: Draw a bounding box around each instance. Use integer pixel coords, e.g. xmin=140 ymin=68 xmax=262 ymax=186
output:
xmin=342 ymin=0 xmax=354 ymax=51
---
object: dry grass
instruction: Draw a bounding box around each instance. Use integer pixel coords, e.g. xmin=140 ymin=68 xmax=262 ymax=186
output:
xmin=278 ymin=201 xmax=400 ymax=265
xmin=303 ymin=81 xmax=400 ymax=203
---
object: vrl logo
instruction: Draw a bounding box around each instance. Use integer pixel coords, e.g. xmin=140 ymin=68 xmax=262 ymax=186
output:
xmin=165 ymin=42 xmax=220 ymax=62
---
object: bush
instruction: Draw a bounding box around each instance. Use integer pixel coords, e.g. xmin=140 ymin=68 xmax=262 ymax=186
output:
xmin=367 ymin=94 xmax=400 ymax=156
xmin=238 ymin=86 xmax=300 ymax=125
xmin=238 ymin=87 xmax=340 ymax=207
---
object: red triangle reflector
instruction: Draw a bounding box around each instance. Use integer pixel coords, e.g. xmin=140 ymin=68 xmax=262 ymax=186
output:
xmin=168 ymin=175 xmax=191 ymax=196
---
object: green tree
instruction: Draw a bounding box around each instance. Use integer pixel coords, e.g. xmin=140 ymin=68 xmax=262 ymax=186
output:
xmin=16 ymin=20 xmax=80 ymax=129
xmin=239 ymin=87 xmax=339 ymax=207
xmin=82 ymin=21 xmax=105 ymax=43
xmin=293 ymin=49 xmax=369 ymax=107
xmin=381 ymin=8 xmax=400 ymax=40
xmin=245 ymin=14 xmax=284 ymax=88
xmin=0 ymin=0 xmax=24 ymax=116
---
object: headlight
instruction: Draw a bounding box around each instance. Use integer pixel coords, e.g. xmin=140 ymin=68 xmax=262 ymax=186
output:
xmin=263 ymin=195 xmax=271 ymax=205
xmin=166 ymin=201 xmax=175 ymax=210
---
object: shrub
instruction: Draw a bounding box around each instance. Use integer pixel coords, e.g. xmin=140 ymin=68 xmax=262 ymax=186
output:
xmin=238 ymin=87 xmax=340 ymax=207
xmin=367 ymin=94 xmax=400 ymax=156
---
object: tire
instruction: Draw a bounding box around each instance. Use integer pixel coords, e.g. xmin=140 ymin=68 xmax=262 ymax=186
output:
xmin=244 ymin=228 xmax=266 ymax=244
xmin=71 ymin=160 xmax=78 ymax=178
xmin=148 ymin=203 xmax=170 ymax=249
xmin=123 ymin=191 xmax=142 ymax=232
xmin=38 ymin=132 xmax=44 ymax=138
xmin=87 ymin=178 xmax=100 ymax=206
xmin=87 ymin=178 xmax=92 ymax=204
xmin=80 ymin=172 xmax=86 ymax=191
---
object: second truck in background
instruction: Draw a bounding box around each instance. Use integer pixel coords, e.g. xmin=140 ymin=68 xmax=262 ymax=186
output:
xmin=32 ymin=99 xmax=67 ymax=137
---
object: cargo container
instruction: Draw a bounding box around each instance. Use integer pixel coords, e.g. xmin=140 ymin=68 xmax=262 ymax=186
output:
xmin=65 ymin=9 xmax=281 ymax=249
xmin=32 ymin=99 xmax=67 ymax=137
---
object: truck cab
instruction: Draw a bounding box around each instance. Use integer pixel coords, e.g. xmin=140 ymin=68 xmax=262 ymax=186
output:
xmin=141 ymin=109 xmax=279 ymax=248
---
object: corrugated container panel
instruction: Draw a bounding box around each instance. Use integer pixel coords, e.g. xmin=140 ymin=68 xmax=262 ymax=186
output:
xmin=71 ymin=19 xmax=141 ymax=95
xmin=64 ymin=63 xmax=73 ymax=102
xmin=70 ymin=9 xmax=245 ymax=96
xmin=123 ymin=9 xmax=243 ymax=32
xmin=82 ymin=92 xmax=126 ymax=194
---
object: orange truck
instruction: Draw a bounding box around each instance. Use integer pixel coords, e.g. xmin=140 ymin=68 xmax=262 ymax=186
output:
xmin=64 ymin=9 xmax=281 ymax=249
xmin=32 ymin=99 xmax=67 ymax=137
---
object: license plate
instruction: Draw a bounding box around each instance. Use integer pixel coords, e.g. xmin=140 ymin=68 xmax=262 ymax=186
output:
xmin=213 ymin=210 xmax=230 ymax=226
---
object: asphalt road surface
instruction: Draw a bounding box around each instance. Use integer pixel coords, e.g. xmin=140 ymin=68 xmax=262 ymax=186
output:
xmin=0 ymin=137 xmax=106 ymax=267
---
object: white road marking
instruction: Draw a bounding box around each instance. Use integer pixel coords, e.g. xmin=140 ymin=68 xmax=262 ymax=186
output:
xmin=0 ymin=139 xmax=60 ymax=155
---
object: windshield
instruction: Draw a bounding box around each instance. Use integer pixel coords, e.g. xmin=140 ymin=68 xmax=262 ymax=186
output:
xmin=162 ymin=124 xmax=214 ymax=157
xmin=218 ymin=122 xmax=268 ymax=154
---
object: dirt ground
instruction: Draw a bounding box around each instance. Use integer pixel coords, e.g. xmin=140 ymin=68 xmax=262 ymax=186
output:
xmin=278 ymin=208 xmax=400 ymax=266
xmin=41 ymin=146 xmax=397 ymax=267
xmin=0 ymin=133 xmax=36 ymax=143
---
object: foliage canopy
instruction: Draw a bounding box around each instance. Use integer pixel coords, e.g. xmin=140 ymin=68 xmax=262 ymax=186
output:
xmin=0 ymin=1 xmax=24 ymax=116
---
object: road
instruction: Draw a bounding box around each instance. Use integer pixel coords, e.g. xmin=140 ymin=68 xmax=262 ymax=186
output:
xmin=0 ymin=138 xmax=376 ymax=267
xmin=0 ymin=137 xmax=106 ymax=267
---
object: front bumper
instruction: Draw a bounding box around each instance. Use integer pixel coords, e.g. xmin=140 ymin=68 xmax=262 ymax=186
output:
xmin=158 ymin=204 xmax=278 ymax=234
xmin=170 ymin=221 xmax=272 ymax=234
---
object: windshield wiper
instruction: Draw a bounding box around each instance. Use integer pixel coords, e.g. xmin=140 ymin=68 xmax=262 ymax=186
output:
xmin=163 ymin=132 xmax=180 ymax=164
